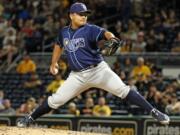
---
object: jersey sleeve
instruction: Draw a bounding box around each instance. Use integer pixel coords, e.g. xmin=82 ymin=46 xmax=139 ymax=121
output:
xmin=54 ymin=29 xmax=63 ymax=48
xmin=89 ymin=25 xmax=106 ymax=42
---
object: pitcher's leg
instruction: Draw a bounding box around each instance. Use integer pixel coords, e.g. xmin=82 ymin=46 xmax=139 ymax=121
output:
xmin=17 ymin=73 xmax=88 ymax=127
xmin=94 ymin=67 xmax=170 ymax=124
xmin=93 ymin=67 xmax=130 ymax=99
xmin=125 ymin=88 xmax=169 ymax=124
xmin=48 ymin=73 xmax=88 ymax=109
xmin=31 ymin=74 xmax=87 ymax=121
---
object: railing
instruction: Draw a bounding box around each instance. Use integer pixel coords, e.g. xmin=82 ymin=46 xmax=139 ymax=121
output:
xmin=29 ymin=52 xmax=180 ymax=68
xmin=5 ymin=52 xmax=180 ymax=73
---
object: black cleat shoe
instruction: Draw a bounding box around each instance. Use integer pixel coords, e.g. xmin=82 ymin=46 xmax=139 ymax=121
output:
xmin=151 ymin=108 xmax=170 ymax=125
xmin=16 ymin=116 xmax=34 ymax=127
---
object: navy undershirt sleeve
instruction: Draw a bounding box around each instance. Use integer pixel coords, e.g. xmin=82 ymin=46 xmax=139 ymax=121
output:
xmin=54 ymin=29 xmax=63 ymax=48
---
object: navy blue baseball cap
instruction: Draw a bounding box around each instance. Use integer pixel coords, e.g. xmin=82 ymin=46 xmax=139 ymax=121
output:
xmin=70 ymin=2 xmax=91 ymax=14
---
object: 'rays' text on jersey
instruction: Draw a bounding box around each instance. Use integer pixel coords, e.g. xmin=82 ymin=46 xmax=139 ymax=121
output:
xmin=63 ymin=38 xmax=85 ymax=52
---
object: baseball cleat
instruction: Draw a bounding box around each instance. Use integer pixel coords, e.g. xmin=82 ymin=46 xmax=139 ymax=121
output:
xmin=16 ymin=116 xmax=34 ymax=128
xmin=151 ymin=108 xmax=170 ymax=125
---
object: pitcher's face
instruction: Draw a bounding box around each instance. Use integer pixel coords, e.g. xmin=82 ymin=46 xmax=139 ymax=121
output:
xmin=70 ymin=12 xmax=88 ymax=27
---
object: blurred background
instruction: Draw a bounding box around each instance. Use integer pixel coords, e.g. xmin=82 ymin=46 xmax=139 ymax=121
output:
xmin=0 ymin=0 xmax=180 ymax=120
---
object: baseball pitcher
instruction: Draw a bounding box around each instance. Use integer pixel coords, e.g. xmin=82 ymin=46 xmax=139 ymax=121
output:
xmin=17 ymin=2 xmax=170 ymax=127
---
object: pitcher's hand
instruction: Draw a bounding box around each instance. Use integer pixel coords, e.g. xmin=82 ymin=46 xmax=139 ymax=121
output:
xmin=50 ymin=63 xmax=59 ymax=75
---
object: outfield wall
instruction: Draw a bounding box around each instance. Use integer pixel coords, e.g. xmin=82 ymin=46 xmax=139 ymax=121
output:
xmin=0 ymin=115 xmax=179 ymax=135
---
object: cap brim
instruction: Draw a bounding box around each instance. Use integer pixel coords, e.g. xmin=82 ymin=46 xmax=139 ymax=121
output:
xmin=79 ymin=10 xmax=92 ymax=14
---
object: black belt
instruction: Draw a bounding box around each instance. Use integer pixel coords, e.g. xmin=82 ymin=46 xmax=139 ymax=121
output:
xmin=74 ymin=64 xmax=98 ymax=72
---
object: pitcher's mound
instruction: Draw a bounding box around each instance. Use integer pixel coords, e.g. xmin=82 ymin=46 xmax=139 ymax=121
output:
xmin=0 ymin=126 xmax=106 ymax=135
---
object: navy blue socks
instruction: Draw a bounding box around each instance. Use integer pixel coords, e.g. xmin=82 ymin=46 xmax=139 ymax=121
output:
xmin=31 ymin=100 xmax=52 ymax=120
xmin=125 ymin=89 xmax=153 ymax=113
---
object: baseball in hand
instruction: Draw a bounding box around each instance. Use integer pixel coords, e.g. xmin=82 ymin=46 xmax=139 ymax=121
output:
xmin=54 ymin=68 xmax=58 ymax=74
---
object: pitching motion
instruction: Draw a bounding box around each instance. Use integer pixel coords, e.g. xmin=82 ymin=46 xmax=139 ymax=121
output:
xmin=17 ymin=2 xmax=170 ymax=128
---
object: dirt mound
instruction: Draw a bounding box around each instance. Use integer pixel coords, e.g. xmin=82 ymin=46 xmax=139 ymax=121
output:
xmin=0 ymin=126 xmax=106 ymax=135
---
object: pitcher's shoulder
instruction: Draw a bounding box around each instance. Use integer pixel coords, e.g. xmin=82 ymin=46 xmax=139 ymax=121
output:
xmin=86 ymin=23 xmax=97 ymax=28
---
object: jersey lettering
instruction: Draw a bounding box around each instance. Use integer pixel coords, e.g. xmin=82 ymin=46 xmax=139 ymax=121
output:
xmin=63 ymin=38 xmax=85 ymax=52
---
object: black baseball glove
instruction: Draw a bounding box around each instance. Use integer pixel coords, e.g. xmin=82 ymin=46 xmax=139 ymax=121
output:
xmin=104 ymin=37 xmax=124 ymax=55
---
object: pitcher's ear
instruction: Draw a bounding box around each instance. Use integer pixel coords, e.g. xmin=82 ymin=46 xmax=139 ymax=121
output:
xmin=69 ymin=14 xmax=72 ymax=20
